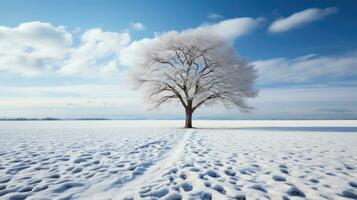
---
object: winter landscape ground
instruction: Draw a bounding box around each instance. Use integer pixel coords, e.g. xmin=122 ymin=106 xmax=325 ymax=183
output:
xmin=0 ymin=120 xmax=356 ymax=200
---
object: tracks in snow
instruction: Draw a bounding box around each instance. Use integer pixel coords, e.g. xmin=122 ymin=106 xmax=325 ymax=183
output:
xmin=113 ymin=129 xmax=195 ymax=199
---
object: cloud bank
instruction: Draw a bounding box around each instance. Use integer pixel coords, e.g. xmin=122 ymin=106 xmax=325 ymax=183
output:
xmin=0 ymin=21 xmax=72 ymax=76
xmin=1 ymin=18 xmax=356 ymax=88
xmin=0 ymin=22 xmax=130 ymax=77
xmin=59 ymin=28 xmax=130 ymax=76
xmin=1 ymin=83 xmax=356 ymax=119
xmin=0 ymin=18 xmax=261 ymax=77
xmin=254 ymin=52 xmax=357 ymax=84
xmin=269 ymin=7 xmax=337 ymax=33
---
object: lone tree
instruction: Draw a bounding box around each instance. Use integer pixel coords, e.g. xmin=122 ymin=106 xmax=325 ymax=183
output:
xmin=132 ymin=32 xmax=258 ymax=128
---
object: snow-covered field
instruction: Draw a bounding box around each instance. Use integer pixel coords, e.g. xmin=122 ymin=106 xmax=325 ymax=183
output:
xmin=0 ymin=120 xmax=356 ymax=200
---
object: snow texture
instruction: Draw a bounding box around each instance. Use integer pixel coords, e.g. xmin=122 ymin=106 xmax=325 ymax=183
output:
xmin=0 ymin=120 xmax=356 ymax=200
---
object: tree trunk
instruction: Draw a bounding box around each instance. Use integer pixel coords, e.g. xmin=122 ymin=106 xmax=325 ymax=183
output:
xmin=185 ymin=110 xmax=193 ymax=128
xmin=184 ymin=100 xmax=193 ymax=128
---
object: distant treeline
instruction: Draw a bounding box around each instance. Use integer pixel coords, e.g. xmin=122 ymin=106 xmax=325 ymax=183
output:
xmin=0 ymin=117 xmax=110 ymax=121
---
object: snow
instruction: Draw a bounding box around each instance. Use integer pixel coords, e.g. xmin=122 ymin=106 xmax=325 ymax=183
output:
xmin=0 ymin=120 xmax=356 ymax=200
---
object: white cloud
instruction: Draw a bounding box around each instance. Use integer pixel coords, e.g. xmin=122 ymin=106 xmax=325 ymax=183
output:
xmin=268 ymin=7 xmax=337 ymax=33
xmin=58 ymin=28 xmax=130 ymax=77
xmin=207 ymin=13 xmax=223 ymax=20
xmin=120 ymin=17 xmax=263 ymax=67
xmin=129 ymin=22 xmax=145 ymax=30
xmin=0 ymin=22 xmax=131 ymax=77
xmin=0 ymin=21 xmax=72 ymax=76
xmin=196 ymin=17 xmax=263 ymax=41
xmin=253 ymin=52 xmax=357 ymax=84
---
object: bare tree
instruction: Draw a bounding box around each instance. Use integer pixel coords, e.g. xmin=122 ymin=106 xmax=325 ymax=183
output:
xmin=131 ymin=33 xmax=258 ymax=128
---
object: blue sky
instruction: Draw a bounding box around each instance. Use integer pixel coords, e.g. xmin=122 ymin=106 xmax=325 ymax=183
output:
xmin=0 ymin=0 xmax=357 ymax=119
